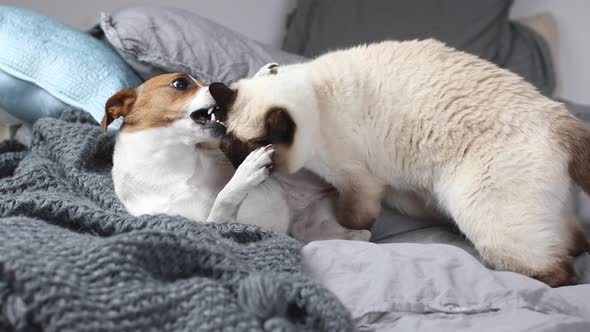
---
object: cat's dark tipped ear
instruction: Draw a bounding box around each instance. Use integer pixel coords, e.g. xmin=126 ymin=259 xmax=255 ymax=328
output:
xmin=265 ymin=107 xmax=296 ymax=145
xmin=209 ymin=82 xmax=236 ymax=108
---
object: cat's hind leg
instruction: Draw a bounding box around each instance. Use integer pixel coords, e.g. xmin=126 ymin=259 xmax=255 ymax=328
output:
xmin=435 ymin=156 xmax=576 ymax=287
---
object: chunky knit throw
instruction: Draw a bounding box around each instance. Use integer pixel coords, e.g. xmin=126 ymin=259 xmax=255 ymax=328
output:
xmin=0 ymin=110 xmax=353 ymax=332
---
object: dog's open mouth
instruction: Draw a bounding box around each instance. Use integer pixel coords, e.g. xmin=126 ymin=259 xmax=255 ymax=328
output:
xmin=190 ymin=106 xmax=226 ymax=128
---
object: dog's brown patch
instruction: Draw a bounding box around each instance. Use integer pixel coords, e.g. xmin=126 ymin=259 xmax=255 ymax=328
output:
xmin=102 ymin=73 xmax=206 ymax=133
xmin=102 ymin=88 xmax=136 ymax=131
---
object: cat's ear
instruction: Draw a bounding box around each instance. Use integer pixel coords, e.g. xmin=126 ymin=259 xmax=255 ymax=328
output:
xmin=254 ymin=63 xmax=279 ymax=78
xmin=209 ymin=83 xmax=236 ymax=108
xmin=265 ymin=107 xmax=296 ymax=145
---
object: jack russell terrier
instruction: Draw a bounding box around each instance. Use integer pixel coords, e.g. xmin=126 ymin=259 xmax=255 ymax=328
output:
xmin=101 ymin=66 xmax=370 ymax=241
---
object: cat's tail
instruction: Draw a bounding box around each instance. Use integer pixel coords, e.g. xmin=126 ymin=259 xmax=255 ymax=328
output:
xmin=567 ymin=121 xmax=590 ymax=197
xmin=565 ymin=119 xmax=590 ymax=254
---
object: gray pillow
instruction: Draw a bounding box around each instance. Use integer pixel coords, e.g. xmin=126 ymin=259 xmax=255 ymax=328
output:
xmin=283 ymin=0 xmax=555 ymax=96
xmin=99 ymin=6 xmax=306 ymax=83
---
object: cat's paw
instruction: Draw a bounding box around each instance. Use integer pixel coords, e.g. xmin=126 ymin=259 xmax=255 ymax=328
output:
xmin=254 ymin=63 xmax=279 ymax=78
xmin=344 ymin=230 xmax=372 ymax=242
xmin=232 ymin=144 xmax=274 ymax=189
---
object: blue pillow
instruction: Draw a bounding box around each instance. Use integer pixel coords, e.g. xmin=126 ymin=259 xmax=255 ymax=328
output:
xmin=0 ymin=6 xmax=141 ymax=124
xmin=0 ymin=70 xmax=67 ymax=123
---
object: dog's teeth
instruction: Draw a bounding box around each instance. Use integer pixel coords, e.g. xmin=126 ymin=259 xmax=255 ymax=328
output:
xmin=207 ymin=107 xmax=214 ymax=115
xmin=211 ymin=113 xmax=216 ymax=121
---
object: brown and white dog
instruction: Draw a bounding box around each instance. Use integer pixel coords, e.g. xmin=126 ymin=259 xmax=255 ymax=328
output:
xmin=208 ymin=40 xmax=590 ymax=287
xmin=101 ymin=70 xmax=370 ymax=241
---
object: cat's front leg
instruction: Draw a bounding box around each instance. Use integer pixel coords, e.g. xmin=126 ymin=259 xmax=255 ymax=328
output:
xmin=206 ymin=145 xmax=274 ymax=223
xmin=333 ymin=172 xmax=385 ymax=230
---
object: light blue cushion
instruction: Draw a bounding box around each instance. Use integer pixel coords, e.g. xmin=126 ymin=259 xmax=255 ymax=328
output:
xmin=0 ymin=6 xmax=141 ymax=124
xmin=0 ymin=70 xmax=67 ymax=123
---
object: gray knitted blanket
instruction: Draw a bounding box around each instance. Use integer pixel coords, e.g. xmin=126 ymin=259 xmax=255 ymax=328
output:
xmin=0 ymin=110 xmax=353 ymax=332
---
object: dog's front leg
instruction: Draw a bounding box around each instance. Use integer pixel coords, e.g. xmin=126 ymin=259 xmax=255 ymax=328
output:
xmin=206 ymin=145 xmax=274 ymax=223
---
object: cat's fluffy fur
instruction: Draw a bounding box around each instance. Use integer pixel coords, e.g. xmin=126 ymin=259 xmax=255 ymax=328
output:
xmin=213 ymin=39 xmax=590 ymax=287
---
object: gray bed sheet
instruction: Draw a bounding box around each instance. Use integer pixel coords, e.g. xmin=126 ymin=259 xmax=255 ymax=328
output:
xmin=303 ymin=100 xmax=590 ymax=332
xmin=304 ymin=238 xmax=590 ymax=332
xmin=304 ymin=204 xmax=590 ymax=332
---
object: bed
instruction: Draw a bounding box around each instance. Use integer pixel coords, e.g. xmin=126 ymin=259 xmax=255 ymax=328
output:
xmin=1 ymin=2 xmax=590 ymax=331
xmin=286 ymin=2 xmax=590 ymax=330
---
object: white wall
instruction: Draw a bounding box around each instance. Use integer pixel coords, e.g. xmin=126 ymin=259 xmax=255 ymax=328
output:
xmin=511 ymin=0 xmax=590 ymax=104
xmin=0 ymin=0 xmax=296 ymax=47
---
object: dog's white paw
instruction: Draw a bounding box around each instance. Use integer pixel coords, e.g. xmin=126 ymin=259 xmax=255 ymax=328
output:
xmin=254 ymin=63 xmax=279 ymax=78
xmin=232 ymin=144 xmax=274 ymax=189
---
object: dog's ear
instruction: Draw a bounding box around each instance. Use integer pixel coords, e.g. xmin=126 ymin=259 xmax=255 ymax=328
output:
xmin=101 ymin=88 xmax=136 ymax=132
xmin=265 ymin=107 xmax=296 ymax=145
xmin=209 ymin=82 xmax=236 ymax=108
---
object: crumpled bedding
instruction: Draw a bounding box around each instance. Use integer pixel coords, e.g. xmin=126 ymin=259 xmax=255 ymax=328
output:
xmin=0 ymin=109 xmax=353 ymax=332
xmin=303 ymin=208 xmax=590 ymax=332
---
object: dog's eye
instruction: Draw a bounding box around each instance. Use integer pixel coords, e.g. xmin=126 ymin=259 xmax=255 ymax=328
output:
xmin=171 ymin=78 xmax=189 ymax=90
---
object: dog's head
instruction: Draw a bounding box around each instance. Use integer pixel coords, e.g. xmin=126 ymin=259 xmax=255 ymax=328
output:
xmin=102 ymin=73 xmax=226 ymax=145
xmin=210 ymin=66 xmax=319 ymax=172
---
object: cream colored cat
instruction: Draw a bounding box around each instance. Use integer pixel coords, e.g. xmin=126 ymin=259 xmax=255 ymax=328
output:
xmin=208 ymin=39 xmax=590 ymax=287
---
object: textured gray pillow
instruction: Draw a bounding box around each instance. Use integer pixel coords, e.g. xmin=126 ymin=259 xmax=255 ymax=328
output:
xmin=283 ymin=0 xmax=555 ymax=96
xmin=99 ymin=6 xmax=306 ymax=83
